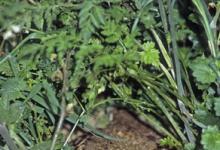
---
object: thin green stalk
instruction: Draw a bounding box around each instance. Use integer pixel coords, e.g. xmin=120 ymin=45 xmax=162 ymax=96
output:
xmin=108 ymin=70 xmax=187 ymax=143
xmin=147 ymin=89 xmax=187 ymax=142
xmin=192 ymin=0 xmax=217 ymax=57
xmin=151 ymin=29 xmax=172 ymax=68
xmin=125 ymin=66 xmax=193 ymax=109
xmin=140 ymin=79 xmax=193 ymax=121
xmin=108 ymin=79 xmax=181 ymax=142
xmin=145 ymin=78 xmax=194 ymax=110
xmin=159 ymin=63 xmax=176 ymax=88
xmin=168 ymin=0 xmax=195 ymax=144
xmin=151 ymin=29 xmax=176 ymax=87
xmin=141 ymin=80 xmax=176 ymax=108
xmin=157 ymin=0 xmax=172 ymax=55
xmin=168 ymin=0 xmax=184 ymax=97
xmin=181 ymin=66 xmax=197 ymax=105
xmin=158 ymin=0 xmax=169 ymax=34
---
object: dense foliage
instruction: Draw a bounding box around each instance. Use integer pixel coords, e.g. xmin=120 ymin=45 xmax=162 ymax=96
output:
xmin=0 ymin=0 xmax=219 ymax=149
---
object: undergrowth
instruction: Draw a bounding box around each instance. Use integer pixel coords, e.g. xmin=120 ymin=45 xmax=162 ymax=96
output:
xmin=0 ymin=0 xmax=219 ymax=150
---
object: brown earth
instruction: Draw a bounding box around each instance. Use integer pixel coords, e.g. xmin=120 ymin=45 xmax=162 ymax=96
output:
xmin=73 ymin=109 xmax=167 ymax=150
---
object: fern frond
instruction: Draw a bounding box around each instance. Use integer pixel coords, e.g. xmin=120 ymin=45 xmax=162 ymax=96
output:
xmin=79 ymin=0 xmax=105 ymax=41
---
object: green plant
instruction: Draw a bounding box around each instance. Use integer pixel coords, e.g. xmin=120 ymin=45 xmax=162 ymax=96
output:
xmin=0 ymin=0 xmax=220 ymax=150
xmin=201 ymin=126 xmax=220 ymax=150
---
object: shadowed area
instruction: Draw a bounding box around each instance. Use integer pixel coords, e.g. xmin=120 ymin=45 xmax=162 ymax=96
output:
xmin=75 ymin=109 xmax=165 ymax=150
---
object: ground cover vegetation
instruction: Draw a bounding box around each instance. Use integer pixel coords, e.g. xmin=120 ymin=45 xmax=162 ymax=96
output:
xmin=0 ymin=0 xmax=220 ymax=149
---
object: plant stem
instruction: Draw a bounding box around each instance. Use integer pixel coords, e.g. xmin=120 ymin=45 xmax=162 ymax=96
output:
xmin=50 ymin=51 xmax=72 ymax=150
xmin=62 ymin=93 xmax=86 ymax=148
xmin=168 ymin=0 xmax=195 ymax=144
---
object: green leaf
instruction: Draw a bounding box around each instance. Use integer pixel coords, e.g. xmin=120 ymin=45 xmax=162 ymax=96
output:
xmin=42 ymin=80 xmax=59 ymax=114
xmin=27 ymin=83 xmax=42 ymax=99
xmin=0 ymin=78 xmax=26 ymax=101
xmin=194 ymin=108 xmax=220 ymax=127
xmin=140 ymin=42 xmax=160 ymax=66
xmin=0 ymin=101 xmax=24 ymax=124
xmin=101 ymin=21 xmax=123 ymax=43
xmin=201 ymin=126 xmax=220 ymax=150
xmin=76 ymin=40 xmax=103 ymax=60
xmin=31 ymin=94 xmax=50 ymax=111
xmin=189 ymin=57 xmax=217 ymax=84
xmin=79 ymin=1 xmax=104 ymax=41
xmin=94 ymin=54 xmax=122 ymax=70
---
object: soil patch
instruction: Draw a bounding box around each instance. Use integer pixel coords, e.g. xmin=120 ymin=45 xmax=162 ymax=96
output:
xmin=74 ymin=109 xmax=165 ymax=150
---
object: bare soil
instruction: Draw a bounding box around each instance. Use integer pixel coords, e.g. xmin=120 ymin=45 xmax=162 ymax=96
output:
xmin=74 ymin=109 xmax=165 ymax=150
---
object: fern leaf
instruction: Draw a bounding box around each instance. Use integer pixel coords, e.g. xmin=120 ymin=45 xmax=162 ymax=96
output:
xmin=94 ymin=54 xmax=122 ymax=70
xmin=79 ymin=0 xmax=105 ymax=41
xmin=75 ymin=40 xmax=103 ymax=60
xmin=101 ymin=21 xmax=123 ymax=43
